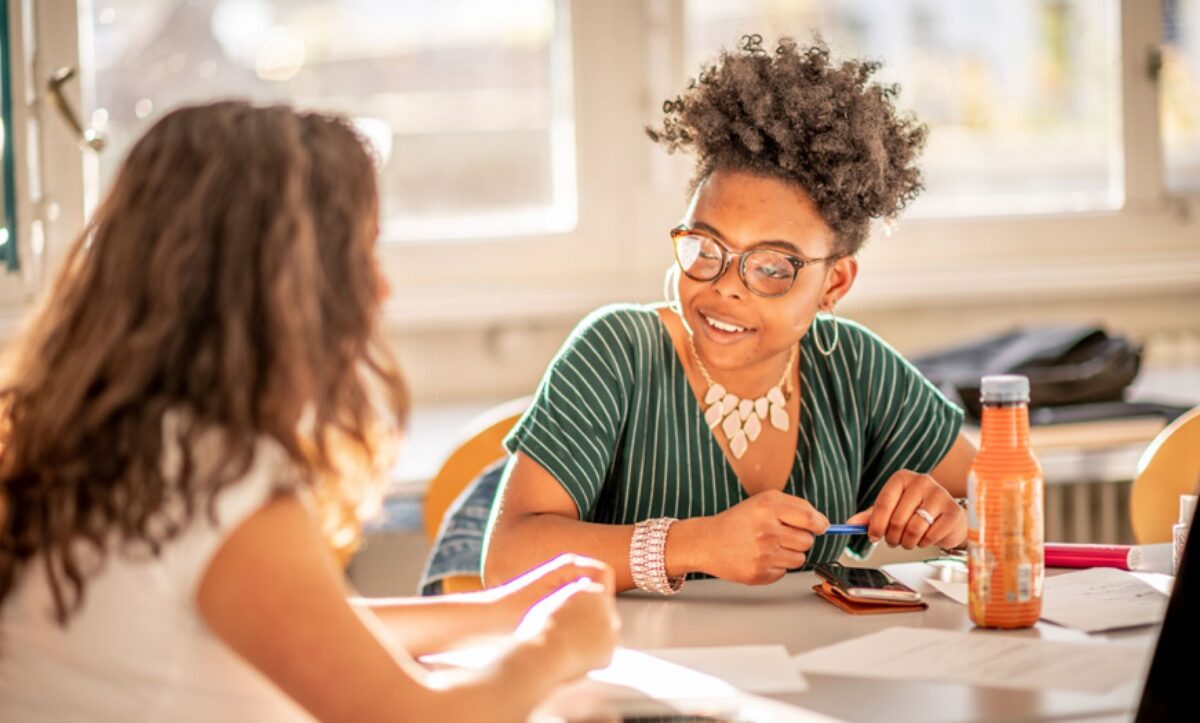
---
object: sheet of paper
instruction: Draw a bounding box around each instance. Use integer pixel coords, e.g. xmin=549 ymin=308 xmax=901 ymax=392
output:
xmin=423 ymin=646 xmax=744 ymax=700
xmin=431 ymin=645 xmax=833 ymax=721
xmin=538 ymin=654 xmax=832 ymax=723
xmin=1041 ymin=567 xmax=1169 ymax=632
xmin=426 ymin=645 xmax=808 ymax=696
xmin=642 ymin=645 xmax=808 ymax=694
xmin=792 ymin=626 xmax=1147 ymax=693
xmin=1131 ymin=571 xmax=1174 ymax=596
xmin=924 ymin=577 xmax=969 ymax=604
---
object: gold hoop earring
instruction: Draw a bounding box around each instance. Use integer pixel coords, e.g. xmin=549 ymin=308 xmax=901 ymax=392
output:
xmin=813 ymin=306 xmax=840 ymax=357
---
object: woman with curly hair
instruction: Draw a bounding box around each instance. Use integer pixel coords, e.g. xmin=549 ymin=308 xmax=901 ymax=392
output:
xmin=0 ymin=101 xmax=616 ymax=721
xmin=484 ymin=36 xmax=976 ymax=594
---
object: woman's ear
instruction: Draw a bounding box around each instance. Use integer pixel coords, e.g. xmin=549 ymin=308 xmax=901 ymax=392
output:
xmin=823 ymin=255 xmax=858 ymax=308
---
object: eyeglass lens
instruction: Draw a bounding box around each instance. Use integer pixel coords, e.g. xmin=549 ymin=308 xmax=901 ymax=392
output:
xmin=675 ymin=232 xmax=796 ymax=297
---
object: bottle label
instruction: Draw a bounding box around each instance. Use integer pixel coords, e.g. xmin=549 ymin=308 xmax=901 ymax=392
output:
xmin=966 ymin=472 xmax=979 ymax=531
xmin=1017 ymin=563 xmax=1032 ymax=603
xmin=968 ymin=541 xmax=992 ymax=603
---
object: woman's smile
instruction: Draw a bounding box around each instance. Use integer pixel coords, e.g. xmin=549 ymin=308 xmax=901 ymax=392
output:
xmin=697 ymin=308 xmax=757 ymax=344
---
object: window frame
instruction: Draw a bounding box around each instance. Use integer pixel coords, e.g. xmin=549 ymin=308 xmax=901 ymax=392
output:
xmin=0 ymin=0 xmax=18 ymax=272
xmin=0 ymin=0 xmax=92 ymax=340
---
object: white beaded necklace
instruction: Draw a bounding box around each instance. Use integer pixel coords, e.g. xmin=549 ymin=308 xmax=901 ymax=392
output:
xmin=687 ymin=333 xmax=797 ymax=460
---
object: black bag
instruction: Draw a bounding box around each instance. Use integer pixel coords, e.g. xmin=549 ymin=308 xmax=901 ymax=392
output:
xmin=911 ymin=326 xmax=1143 ymax=421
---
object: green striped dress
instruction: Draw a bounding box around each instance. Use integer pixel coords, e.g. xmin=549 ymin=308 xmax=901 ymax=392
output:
xmin=501 ymin=303 xmax=963 ymax=567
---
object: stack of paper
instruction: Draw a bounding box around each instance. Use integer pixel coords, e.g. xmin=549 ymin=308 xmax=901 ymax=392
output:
xmin=792 ymin=626 xmax=1147 ymax=693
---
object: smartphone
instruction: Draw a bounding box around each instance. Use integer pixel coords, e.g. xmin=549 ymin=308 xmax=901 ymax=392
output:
xmin=814 ymin=562 xmax=921 ymax=603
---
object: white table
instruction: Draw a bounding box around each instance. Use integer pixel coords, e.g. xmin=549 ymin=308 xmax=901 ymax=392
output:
xmin=613 ymin=562 xmax=1160 ymax=723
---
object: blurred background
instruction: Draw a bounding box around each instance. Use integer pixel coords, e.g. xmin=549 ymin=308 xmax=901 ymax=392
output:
xmin=2 ymin=0 xmax=1198 ymax=589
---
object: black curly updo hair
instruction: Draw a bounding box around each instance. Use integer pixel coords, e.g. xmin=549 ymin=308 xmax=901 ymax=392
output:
xmin=647 ymin=34 xmax=927 ymax=254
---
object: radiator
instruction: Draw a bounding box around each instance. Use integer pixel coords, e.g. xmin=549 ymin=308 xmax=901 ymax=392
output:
xmin=1044 ymin=480 xmax=1134 ymax=544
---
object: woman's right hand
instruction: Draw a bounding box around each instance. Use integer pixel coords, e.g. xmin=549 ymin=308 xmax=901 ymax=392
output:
xmin=514 ymin=563 xmax=618 ymax=683
xmin=687 ymin=489 xmax=829 ymax=585
xmin=485 ymin=553 xmax=615 ymax=635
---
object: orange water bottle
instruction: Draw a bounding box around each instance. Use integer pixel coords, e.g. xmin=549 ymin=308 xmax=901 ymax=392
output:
xmin=967 ymin=374 xmax=1044 ymax=628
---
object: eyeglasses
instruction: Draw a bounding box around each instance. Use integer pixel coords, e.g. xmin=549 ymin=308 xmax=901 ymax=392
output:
xmin=670 ymin=226 xmax=844 ymax=298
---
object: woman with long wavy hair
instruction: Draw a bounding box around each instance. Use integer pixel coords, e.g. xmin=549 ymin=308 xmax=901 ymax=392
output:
xmin=0 ymin=101 xmax=615 ymax=722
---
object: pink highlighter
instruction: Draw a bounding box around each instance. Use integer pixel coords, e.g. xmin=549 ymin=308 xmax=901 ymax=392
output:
xmin=1044 ymin=543 xmax=1142 ymax=570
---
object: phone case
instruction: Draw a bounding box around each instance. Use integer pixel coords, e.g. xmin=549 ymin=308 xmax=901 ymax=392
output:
xmin=812 ymin=581 xmax=928 ymax=615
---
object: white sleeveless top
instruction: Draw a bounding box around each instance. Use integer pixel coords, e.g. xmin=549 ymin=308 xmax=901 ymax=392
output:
xmin=0 ymin=430 xmax=313 ymax=722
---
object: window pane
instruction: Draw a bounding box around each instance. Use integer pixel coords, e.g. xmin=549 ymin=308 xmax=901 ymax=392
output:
xmin=1163 ymin=0 xmax=1200 ymax=190
xmin=83 ymin=0 xmax=576 ymax=241
xmin=682 ymin=0 xmax=1119 ymax=217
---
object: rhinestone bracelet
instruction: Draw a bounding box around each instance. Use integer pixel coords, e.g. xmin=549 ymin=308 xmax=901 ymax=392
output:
xmin=630 ymin=517 xmax=684 ymax=595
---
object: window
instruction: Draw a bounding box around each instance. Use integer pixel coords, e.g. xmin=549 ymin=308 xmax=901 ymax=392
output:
xmin=1163 ymin=0 xmax=1200 ymax=190
xmin=13 ymin=0 xmax=1196 ymax=328
xmin=82 ymin=0 xmax=576 ymax=242
xmin=682 ymin=0 xmax=1120 ymax=217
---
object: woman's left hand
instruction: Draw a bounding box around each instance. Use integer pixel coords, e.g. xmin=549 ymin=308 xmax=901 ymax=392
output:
xmin=845 ymin=471 xmax=966 ymax=550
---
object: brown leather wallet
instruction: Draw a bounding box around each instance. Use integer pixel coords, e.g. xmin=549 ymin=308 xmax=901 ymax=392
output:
xmin=812 ymin=581 xmax=928 ymax=615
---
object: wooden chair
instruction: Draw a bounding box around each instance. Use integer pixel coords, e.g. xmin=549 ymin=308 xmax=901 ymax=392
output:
xmin=422 ymin=397 xmax=531 ymax=593
xmin=1130 ymin=405 xmax=1200 ymax=544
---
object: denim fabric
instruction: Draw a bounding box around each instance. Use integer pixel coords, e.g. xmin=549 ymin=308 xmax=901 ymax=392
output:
xmin=418 ymin=459 xmax=506 ymax=596
xmin=362 ymin=494 xmax=423 ymax=534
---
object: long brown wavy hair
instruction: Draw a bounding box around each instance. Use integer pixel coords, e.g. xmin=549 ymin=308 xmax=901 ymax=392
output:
xmin=0 ymin=101 xmax=407 ymax=624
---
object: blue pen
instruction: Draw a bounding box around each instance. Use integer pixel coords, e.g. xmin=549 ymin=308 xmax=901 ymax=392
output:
xmin=823 ymin=524 xmax=868 ymax=535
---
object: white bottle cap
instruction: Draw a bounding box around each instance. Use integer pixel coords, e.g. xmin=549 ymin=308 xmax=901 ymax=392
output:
xmin=1181 ymin=495 xmax=1198 ymax=525
xmin=980 ymin=374 xmax=1030 ymax=404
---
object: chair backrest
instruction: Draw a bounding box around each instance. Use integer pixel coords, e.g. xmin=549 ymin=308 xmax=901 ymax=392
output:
xmin=423 ymin=397 xmax=531 ymax=544
xmin=1130 ymin=405 xmax=1200 ymax=544
xmin=422 ymin=398 xmax=531 ymax=594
